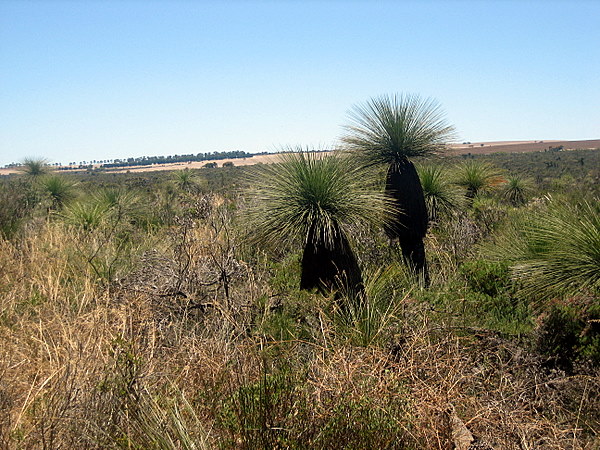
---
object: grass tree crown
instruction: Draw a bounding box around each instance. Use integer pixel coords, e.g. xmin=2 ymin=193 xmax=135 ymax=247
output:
xmin=19 ymin=158 xmax=51 ymax=177
xmin=246 ymin=149 xmax=391 ymax=250
xmin=342 ymin=93 xmax=456 ymax=165
xmin=489 ymin=198 xmax=600 ymax=301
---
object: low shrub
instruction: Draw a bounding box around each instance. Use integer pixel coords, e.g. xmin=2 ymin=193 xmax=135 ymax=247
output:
xmin=459 ymin=260 xmax=511 ymax=298
xmin=0 ymin=179 xmax=39 ymax=238
xmin=536 ymin=295 xmax=600 ymax=370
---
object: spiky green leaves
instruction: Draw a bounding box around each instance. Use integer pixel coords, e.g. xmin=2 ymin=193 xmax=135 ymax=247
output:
xmin=454 ymin=160 xmax=503 ymax=199
xmin=62 ymin=187 xmax=145 ymax=231
xmin=342 ymin=94 xmax=456 ymax=166
xmin=40 ymin=175 xmax=77 ymax=208
xmin=19 ymin=158 xmax=50 ymax=177
xmin=173 ymin=168 xmax=206 ymax=193
xmin=417 ymin=165 xmax=462 ymax=221
xmin=501 ymin=175 xmax=532 ymax=206
xmin=491 ymin=199 xmax=600 ymax=300
xmin=246 ymin=150 xmax=390 ymax=250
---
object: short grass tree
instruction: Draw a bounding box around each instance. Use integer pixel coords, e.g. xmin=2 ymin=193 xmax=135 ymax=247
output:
xmin=246 ymin=150 xmax=390 ymax=299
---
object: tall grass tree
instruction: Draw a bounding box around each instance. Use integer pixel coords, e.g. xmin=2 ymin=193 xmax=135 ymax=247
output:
xmin=246 ymin=150 xmax=390 ymax=299
xmin=342 ymin=94 xmax=456 ymax=281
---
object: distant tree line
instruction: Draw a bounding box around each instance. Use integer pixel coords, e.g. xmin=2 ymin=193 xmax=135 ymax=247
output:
xmin=50 ymin=150 xmax=264 ymax=171
xmin=96 ymin=150 xmax=254 ymax=168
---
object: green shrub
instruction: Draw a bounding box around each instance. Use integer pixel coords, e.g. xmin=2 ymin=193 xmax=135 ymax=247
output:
xmin=459 ymin=260 xmax=511 ymax=298
xmin=457 ymin=260 xmax=532 ymax=335
xmin=39 ymin=175 xmax=77 ymax=208
xmin=218 ymin=370 xmax=298 ymax=448
xmin=0 ymin=179 xmax=39 ymax=238
xmin=454 ymin=160 xmax=503 ymax=200
xmin=417 ymin=164 xmax=463 ymax=222
xmin=536 ymin=296 xmax=600 ymax=369
xmin=500 ymin=174 xmax=532 ymax=206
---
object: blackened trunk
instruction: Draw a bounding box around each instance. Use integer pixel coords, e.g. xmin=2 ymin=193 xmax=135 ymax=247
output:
xmin=300 ymin=222 xmax=364 ymax=298
xmin=384 ymin=158 xmax=430 ymax=282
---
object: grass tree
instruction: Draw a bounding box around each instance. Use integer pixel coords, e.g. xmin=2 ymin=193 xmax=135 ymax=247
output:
xmin=454 ymin=160 xmax=503 ymax=201
xmin=342 ymin=93 xmax=456 ymax=282
xmin=94 ymin=187 xmax=143 ymax=218
xmin=417 ymin=164 xmax=462 ymax=222
xmin=247 ymin=150 xmax=389 ymax=299
xmin=490 ymin=198 xmax=600 ymax=301
xmin=19 ymin=158 xmax=50 ymax=177
xmin=62 ymin=200 xmax=108 ymax=231
xmin=40 ymin=175 xmax=77 ymax=209
xmin=173 ymin=168 xmax=199 ymax=193
xmin=501 ymin=174 xmax=532 ymax=206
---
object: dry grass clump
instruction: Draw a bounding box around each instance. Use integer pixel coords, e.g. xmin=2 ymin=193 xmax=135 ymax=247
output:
xmin=1 ymin=210 xmax=598 ymax=449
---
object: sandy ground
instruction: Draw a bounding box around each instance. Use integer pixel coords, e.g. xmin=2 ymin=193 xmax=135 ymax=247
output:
xmin=2 ymin=139 xmax=599 ymax=176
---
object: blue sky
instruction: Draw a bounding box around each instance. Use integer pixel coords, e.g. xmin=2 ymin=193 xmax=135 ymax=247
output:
xmin=1 ymin=0 xmax=599 ymax=166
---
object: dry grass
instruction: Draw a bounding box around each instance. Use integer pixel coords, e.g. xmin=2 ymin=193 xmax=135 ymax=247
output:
xmin=1 ymin=217 xmax=598 ymax=449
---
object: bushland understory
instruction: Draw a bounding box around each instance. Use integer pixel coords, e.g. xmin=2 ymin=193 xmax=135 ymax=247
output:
xmin=1 ymin=148 xmax=599 ymax=449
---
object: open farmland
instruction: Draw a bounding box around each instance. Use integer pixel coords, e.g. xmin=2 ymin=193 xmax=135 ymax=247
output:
xmin=448 ymin=138 xmax=600 ymax=155
xmin=2 ymin=139 xmax=599 ymax=176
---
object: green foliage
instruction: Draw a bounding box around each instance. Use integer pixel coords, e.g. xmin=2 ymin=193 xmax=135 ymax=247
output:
xmin=95 ymin=339 xmax=211 ymax=449
xmin=219 ymin=370 xmax=298 ymax=448
xmin=246 ymin=150 xmax=387 ymax=250
xmin=333 ymin=264 xmax=413 ymax=347
xmin=62 ymin=200 xmax=108 ymax=230
xmin=469 ymin=148 xmax=600 ymax=197
xmin=467 ymin=290 xmax=532 ymax=335
xmin=114 ymin=388 xmax=209 ymax=450
xmin=172 ymin=168 xmax=205 ymax=193
xmin=536 ymin=296 xmax=600 ymax=369
xmin=454 ymin=160 xmax=503 ymax=199
xmin=458 ymin=260 xmax=532 ymax=334
xmin=18 ymin=157 xmax=50 ymax=177
xmin=417 ymin=164 xmax=462 ymax=221
xmin=93 ymin=187 xmax=150 ymax=227
xmin=490 ymin=198 xmax=600 ymax=301
xmin=39 ymin=175 xmax=77 ymax=208
xmin=0 ymin=179 xmax=39 ymax=238
xmin=460 ymin=260 xmax=512 ymax=297
xmin=342 ymin=93 xmax=456 ymax=164
xmin=218 ymin=367 xmax=411 ymax=449
xmin=501 ymin=174 xmax=532 ymax=206
xmin=60 ymin=189 xmax=153 ymax=282
xmin=310 ymin=395 xmax=410 ymax=449
xmin=470 ymin=196 xmax=507 ymax=234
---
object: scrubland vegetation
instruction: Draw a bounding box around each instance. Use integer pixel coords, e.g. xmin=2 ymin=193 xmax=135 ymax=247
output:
xmin=1 ymin=137 xmax=599 ymax=446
